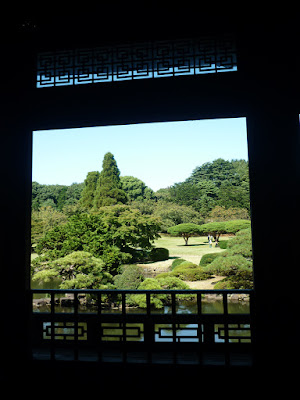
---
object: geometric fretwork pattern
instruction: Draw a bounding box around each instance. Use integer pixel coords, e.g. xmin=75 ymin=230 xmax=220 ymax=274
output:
xmin=37 ymin=35 xmax=237 ymax=88
xmin=100 ymin=323 xmax=144 ymax=342
xmin=154 ymin=323 xmax=203 ymax=343
xmin=43 ymin=322 xmax=87 ymax=341
xmin=215 ymin=324 xmax=252 ymax=343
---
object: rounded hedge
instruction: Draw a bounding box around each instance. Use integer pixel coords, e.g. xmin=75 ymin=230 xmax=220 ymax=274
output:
xmin=149 ymin=247 xmax=169 ymax=262
xmin=218 ymin=240 xmax=228 ymax=249
xmin=199 ymin=252 xmax=220 ymax=266
xmin=172 ymin=263 xmax=212 ymax=281
xmin=171 ymin=258 xmax=186 ymax=270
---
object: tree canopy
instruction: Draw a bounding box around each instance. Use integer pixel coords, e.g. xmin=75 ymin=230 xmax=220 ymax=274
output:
xmin=120 ymin=176 xmax=155 ymax=202
xmin=32 ymin=182 xmax=84 ymax=211
xmin=34 ymin=205 xmax=161 ymax=275
xmin=169 ymin=158 xmax=250 ymax=217
xmin=93 ymin=152 xmax=128 ymax=208
xmin=167 ymin=223 xmax=203 ymax=246
xmin=199 ymin=219 xmax=251 ymax=244
xmin=32 ymin=251 xmax=114 ymax=289
xmin=31 ymin=154 xmax=251 ymax=290
xmin=80 ymin=171 xmax=100 ymax=209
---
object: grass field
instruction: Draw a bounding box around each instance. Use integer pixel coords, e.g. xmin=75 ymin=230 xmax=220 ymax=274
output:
xmin=152 ymin=234 xmax=226 ymax=265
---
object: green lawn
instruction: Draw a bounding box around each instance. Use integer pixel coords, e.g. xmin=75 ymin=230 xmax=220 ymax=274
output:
xmin=153 ymin=234 xmax=226 ymax=265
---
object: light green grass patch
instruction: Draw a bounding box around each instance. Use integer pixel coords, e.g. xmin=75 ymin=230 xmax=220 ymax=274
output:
xmin=152 ymin=234 xmax=227 ymax=265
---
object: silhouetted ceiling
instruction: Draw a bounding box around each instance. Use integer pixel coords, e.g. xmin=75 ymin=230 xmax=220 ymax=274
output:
xmin=5 ymin=6 xmax=299 ymax=50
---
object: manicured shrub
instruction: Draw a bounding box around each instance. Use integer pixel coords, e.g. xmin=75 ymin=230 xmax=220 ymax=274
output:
xmin=156 ymin=276 xmax=195 ymax=302
xmin=205 ymin=254 xmax=252 ymax=277
xmin=172 ymin=263 xmax=212 ymax=281
xmin=218 ymin=240 xmax=228 ymax=249
xmin=171 ymin=258 xmax=186 ymax=270
xmin=214 ymin=279 xmax=235 ymax=290
xmin=206 ymin=227 xmax=254 ymax=289
xmin=226 ymin=244 xmax=252 ymax=258
xmin=129 ymin=278 xmax=166 ymax=309
xmin=156 ymin=275 xmax=190 ymax=290
xmin=199 ymin=252 xmax=220 ymax=266
xmin=155 ymin=272 xmax=172 ymax=279
xmin=149 ymin=247 xmax=169 ymax=262
xmin=214 ymin=270 xmax=253 ymax=289
xmin=129 ymin=276 xmax=192 ymax=309
xmin=113 ymin=265 xmax=145 ymax=290
xmin=174 ymin=261 xmax=194 ymax=269
xmin=126 ymin=248 xmax=149 ymax=263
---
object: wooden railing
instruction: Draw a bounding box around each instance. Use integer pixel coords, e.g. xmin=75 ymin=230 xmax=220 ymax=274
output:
xmin=31 ymin=289 xmax=255 ymax=366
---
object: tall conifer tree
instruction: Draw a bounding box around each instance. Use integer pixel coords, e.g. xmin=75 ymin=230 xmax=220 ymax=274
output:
xmin=80 ymin=171 xmax=100 ymax=209
xmin=93 ymin=152 xmax=127 ymax=208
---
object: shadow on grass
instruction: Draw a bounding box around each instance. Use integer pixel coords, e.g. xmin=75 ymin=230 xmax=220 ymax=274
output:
xmin=176 ymin=243 xmax=208 ymax=247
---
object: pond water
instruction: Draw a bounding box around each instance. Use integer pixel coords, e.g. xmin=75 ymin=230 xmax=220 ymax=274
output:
xmin=32 ymin=280 xmax=251 ymax=344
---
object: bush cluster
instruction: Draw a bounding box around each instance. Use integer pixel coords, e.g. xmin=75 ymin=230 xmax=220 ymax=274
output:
xmin=149 ymin=247 xmax=169 ymax=262
xmin=199 ymin=253 xmax=220 ymax=266
xmin=172 ymin=263 xmax=212 ymax=281
xmin=113 ymin=265 xmax=144 ymax=290
xmin=128 ymin=277 xmax=193 ymax=309
xmin=202 ymin=228 xmax=253 ymax=289
xmin=158 ymin=259 xmax=212 ymax=282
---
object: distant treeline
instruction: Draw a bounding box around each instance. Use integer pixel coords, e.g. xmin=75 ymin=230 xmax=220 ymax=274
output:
xmin=32 ymin=157 xmax=250 ymax=220
xmin=31 ymin=181 xmax=84 ymax=211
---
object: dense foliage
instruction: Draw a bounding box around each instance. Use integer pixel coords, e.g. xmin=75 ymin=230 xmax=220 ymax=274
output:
xmin=31 ymin=154 xmax=251 ymax=291
xmin=128 ymin=277 xmax=192 ymax=309
xmin=199 ymin=220 xmax=251 ymax=244
xmin=167 ymin=223 xmax=203 ymax=245
xmin=203 ymin=228 xmax=253 ymax=289
xmin=120 ymin=176 xmax=156 ymax=202
xmin=32 ymin=251 xmax=114 ymax=289
xmin=34 ymin=205 xmax=161 ymax=275
xmin=169 ymin=158 xmax=250 ymax=217
xmin=93 ymin=152 xmax=128 ymax=208
xmin=32 ymin=182 xmax=84 ymax=211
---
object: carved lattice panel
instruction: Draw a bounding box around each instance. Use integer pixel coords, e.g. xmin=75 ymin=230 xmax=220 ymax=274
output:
xmin=100 ymin=322 xmax=144 ymax=342
xmin=37 ymin=35 xmax=237 ymax=88
xmin=154 ymin=323 xmax=202 ymax=343
xmin=43 ymin=322 xmax=87 ymax=341
xmin=215 ymin=324 xmax=252 ymax=343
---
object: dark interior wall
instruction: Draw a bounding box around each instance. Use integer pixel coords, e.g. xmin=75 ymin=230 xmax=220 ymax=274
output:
xmin=1 ymin=10 xmax=299 ymax=382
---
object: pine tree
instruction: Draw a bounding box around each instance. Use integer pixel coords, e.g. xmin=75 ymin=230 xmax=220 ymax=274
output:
xmin=93 ymin=152 xmax=127 ymax=208
xmin=80 ymin=171 xmax=100 ymax=209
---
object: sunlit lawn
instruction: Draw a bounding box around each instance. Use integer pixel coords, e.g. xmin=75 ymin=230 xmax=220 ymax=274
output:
xmin=152 ymin=234 xmax=226 ymax=264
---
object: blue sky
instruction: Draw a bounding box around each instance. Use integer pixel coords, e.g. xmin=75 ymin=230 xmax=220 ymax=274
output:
xmin=32 ymin=117 xmax=248 ymax=191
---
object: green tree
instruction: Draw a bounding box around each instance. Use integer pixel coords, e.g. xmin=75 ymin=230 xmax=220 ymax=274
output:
xmin=167 ymin=223 xmax=202 ymax=246
xmin=217 ymin=181 xmax=250 ymax=210
xmin=32 ymin=251 xmax=114 ymax=289
xmin=80 ymin=171 xmax=100 ymax=209
xmin=153 ymin=201 xmax=204 ymax=232
xmin=32 ymin=182 xmax=84 ymax=210
xmin=208 ymin=206 xmax=250 ymax=221
xmin=120 ymin=176 xmax=155 ymax=202
xmin=187 ymin=158 xmax=240 ymax=187
xmin=31 ymin=206 xmax=68 ymax=249
xmin=224 ymin=219 xmax=251 ymax=234
xmin=205 ymin=228 xmax=253 ymax=289
xmin=169 ymin=158 xmax=250 ymax=218
xmin=98 ymin=205 xmax=161 ymax=251
xmin=93 ymin=152 xmax=128 ymax=208
xmin=114 ymin=265 xmax=145 ymax=290
xmin=64 ymin=183 xmax=84 ymax=206
xmin=199 ymin=219 xmax=251 ymax=245
xmin=34 ymin=205 xmax=161 ymax=275
xmin=169 ymin=181 xmax=219 ymax=216
xmin=198 ymin=221 xmax=227 ymax=245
